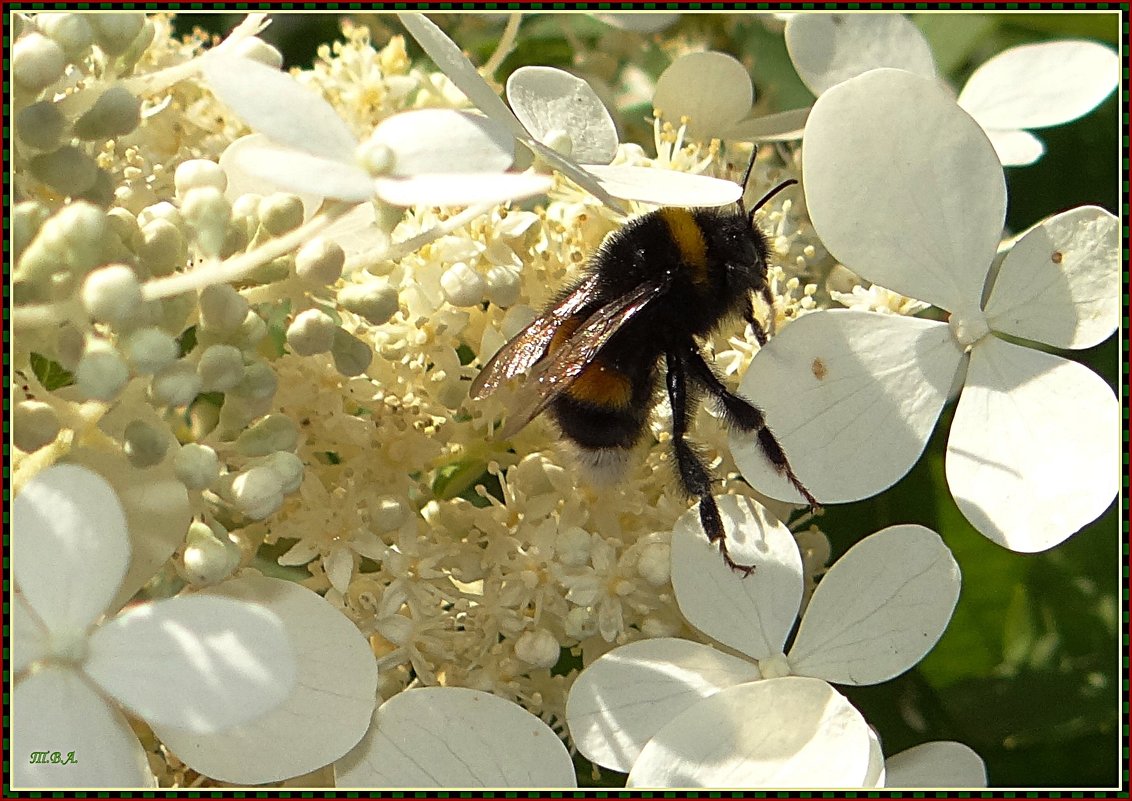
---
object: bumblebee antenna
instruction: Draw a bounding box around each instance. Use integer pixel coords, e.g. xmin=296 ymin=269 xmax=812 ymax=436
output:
xmin=748 ymin=179 xmax=798 ymax=224
xmin=737 ymin=148 xmax=759 ymax=216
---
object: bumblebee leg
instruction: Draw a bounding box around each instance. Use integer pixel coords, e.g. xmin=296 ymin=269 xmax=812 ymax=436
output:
xmin=742 ymin=293 xmax=769 ymax=346
xmin=665 ymin=350 xmax=755 ymax=576
xmin=683 ymin=346 xmax=818 ymax=508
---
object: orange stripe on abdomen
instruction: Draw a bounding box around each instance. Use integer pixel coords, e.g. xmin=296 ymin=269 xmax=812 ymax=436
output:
xmin=566 ymin=360 xmax=634 ymax=408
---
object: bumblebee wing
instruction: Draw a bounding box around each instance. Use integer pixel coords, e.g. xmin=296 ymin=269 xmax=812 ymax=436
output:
xmin=470 ymin=273 xmax=601 ymax=400
xmin=499 ymin=280 xmax=665 ymax=439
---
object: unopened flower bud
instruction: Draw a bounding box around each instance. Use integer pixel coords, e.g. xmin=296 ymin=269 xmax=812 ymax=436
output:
xmin=138 ymin=201 xmax=183 ymax=230
xmin=230 ymin=360 xmax=278 ymax=402
xmin=122 ymin=326 xmax=178 ymax=374
xmin=38 ymin=13 xmax=94 ymax=60
xmin=123 ymin=419 xmax=168 ymax=468
xmin=515 ymin=628 xmax=561 ymax=669
xmin=30 ymin=146 xmax=98 ymax=196
xmin=263 ymin=451 xmax=304 ymax=494
xmin=173 ymin=443 xmax=220 ymax=490
xmin=13 ymin=32 xmax=65 ymax=92
xmin=151 ymin=360 xmax=202 ymax=407
xmin=339 ymin=281 xmax=399 ymax=325
xmin=557 ymin=527 xmax=592 ymax=568
xmin=73 ymin=84 xmax=141 ymax=140
xmin=287 ymin=308 xmax=336 ymax=356
xmin=231 ymin=466 xmax=284 ymax=519
xmin=182 ymin=520 xmax=240 ymax=586
xmin=331 ymin=328 xmax=373 ymax=377
xmin=197 ymin=344 xmax=244 ymax=392
xmin=81 ymin=264 xmax=142 ymax=325
xmin=236 ymin=414 xmax=299 ymax=457
xmin=484 ymin=264 xmax=521 ymax=308
xmin=14 ymin=400 xmax=60 ymax=452
xmin=233 ymin=309 xmax=268 ymax=349
xmin=295 ymin=238 xmax=344 ymax=285
xmin=373 ymin=495 xmax=408 ymax=532
xmin=564 ymin=607 xmax=597 ymax=640
xmin=230 ymin=36 xmax=283 ymax=69
xmin=16 ymin=101 xmax=65 ymax=151
xmin=138 ymin=218 xmax=186 ymax=276
xmin=174 ymin=159 xmax=227 ymax=197
xmin=356 ymin=139 xmax=395 ymax=176
xmin=75 ymin=340 xmax=129 ymax=401
xmin=91 ymin=13 xmax=145 ymax=56
xmin=198 ymin=284 xmax=248 ymax=333
xmin=637 ymin=542 xmax=671 ymax=587
xmin=258 ymin=193 xmax=304 ymax=236
xmin=440 ymin=262 xmax=485 ymax=307
xmin=13 ymin=202 xmax=51 ymax=263
xmin=181 ymin=186 xmax=231 ymax=257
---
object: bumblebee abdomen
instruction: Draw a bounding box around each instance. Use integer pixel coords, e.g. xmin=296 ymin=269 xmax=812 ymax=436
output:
xmin=565 ymin=359 xmax=635 ymax=408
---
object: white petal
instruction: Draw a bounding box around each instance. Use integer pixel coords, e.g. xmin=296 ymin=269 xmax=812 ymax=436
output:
xmin=220 ymin=134 xmax=323 ymax=216
xmin=595 ymin=13 xmax=680 ymax=33
xmin=318 ymin=202 xmax=390 ymax=256
xmin=652 ymin=51 xmax=753 ymax=140
xmin=785 ymin=13 xmax=936 ymax=96
xmin=788 ymin=525 xmax=960 ymax=684
xmin=337 ymin=687 xmax=576 ymax=788
xmin=220 ymin=135 xmax=374 ymax=202
xmin=584 ymin=164 xmax=741 ymax=207
xmin=370 ymin=109 xmax=516 ymax=176
xmin=396 ymin=13 xmax=528 ymax=139
xmin=627 ymin=677 xmax=872 ymax=788
xmin=670 ymin=496 xmax=802 ymax=659
xmin=803 ymin=68 xmax=1006 ymax=312
xmin=152 ymin=576 xmax=377 ymax=784
xmin=86 ymin=594 xmax=295 ymax=733
xmin=946 ymin=338 xmax=1119 ymax=552
xmin=864 ymin=727 xmax=886 ymax=787
xmin=527 ymin=139 xmax=624 ymax=209
xmin=323 ymin=546 xmax=354 ymax=595
xmin=12 ymin=666 xmax=156 ymax=788
xmin=725 ymin=107 xmax=810 ymax=142
xmin=958 ymin=40 xmax=1118 ymax=130
xmin=13 ymin=464 xmax=129 ymax=635
xmin=375 ymin=171 xmax=552 ymax=207
xmin=732 ymin=310 xmax=963 ymax=504
xmin=12 ymin=594 xmax=47 ymax=674
xmin=565 ymin=638 xmax=760 ymax=772
xmin=506 ymin=66 xmax=618 ymax=164
xmin=201 ymin=54 xmax=356 ymax=162
xmin=983 ymin=127 xmax=1045 ymax=167
xmin=985 ymin=206 xmax=1119 ymax=350
xmin=885 ymin=741 xmax=987 ymax=788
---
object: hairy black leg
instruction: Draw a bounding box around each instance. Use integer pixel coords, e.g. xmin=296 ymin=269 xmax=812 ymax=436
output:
xmin=682 ymin=345 xmax=819 ymax=508
xmin=741 ymin=293 xmax=769 ymax=347
xmin=665 ymin=350 xmax=755 ymax=576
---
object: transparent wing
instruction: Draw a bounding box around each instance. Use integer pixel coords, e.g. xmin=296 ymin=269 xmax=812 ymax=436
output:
xmin=499 ymin=280 xmax=665 ymax=438
xmin=470 ymin=274 xmax=601 ymax=400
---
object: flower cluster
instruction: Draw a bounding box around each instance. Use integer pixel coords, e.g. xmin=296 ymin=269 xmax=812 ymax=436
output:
xmin=10 ymin=10 xmax=1117 ymax=790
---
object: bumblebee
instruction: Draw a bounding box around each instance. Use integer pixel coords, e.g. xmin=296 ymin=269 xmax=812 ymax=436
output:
xmin=471 ymin=171 xmax=817 ymax=573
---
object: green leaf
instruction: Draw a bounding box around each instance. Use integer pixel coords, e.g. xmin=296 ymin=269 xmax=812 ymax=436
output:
xmin=29 ymin=352 xmax=74 ymax=391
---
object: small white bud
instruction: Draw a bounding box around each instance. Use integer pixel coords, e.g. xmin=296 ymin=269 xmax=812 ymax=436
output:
xmin=73 ymin=84 xmax=141 ymax=140
xmin=339 ymin=281 xmax=399 ymax=325
xmin=231 ymin=466 xmax=284 ymax=519
xmin=13 ymin=32 xmax=65 ymax=92
xmin=91 ymin=13 xmax=145 ymax=56
xmin=440 ymin=262 xmax=485 ymax=307
xmin=233 ymin=309 xmax=268 ymax=350
xmin=180 ymin=186 xmax=231 ymax=257
xmin=331 ymin=328 xmax=373 ymax=377
xmin=81 ymin=264 xmax=142 ymax=325
xmin=263 ymin=451 xmax=304 ymax=494
xmin=173 ymin=443 xmax=220 ymax=490
xmin=14 ymin=400 xmax=60 ymax=452
xmin=123 ymin=419 xmax=168 ymax=468
xmin=75 ymin=340 xmax=129 ymax=401
xmin=235 ymin=414 xmax=299 ymax=457
xmin=122 ymin=326 xmax=178 ymax=374
xmin=198 ymin=284 xmax=248 ymax=333
xmin=287 ymin=308 xmax=336 ymax=356
xmin=138 ymin=218 xmax=186 ymax=276
xmin=181 ymin=520 xmax=240 ymax=586
xmin=258 ymin=193 xmax=304 ymax=236
xmin=230 ymin=360 xmax=278 ymax=402
xmin=174 ymin=159 xmax=227 ymax=197
xmin=38 ymin=13 xmax=94 ymax=60
xmin=514 ymin=628 xmax=561 ymax=669
xmin=30 ymin=146 xmax=98 ymax=196
xmin=373 ymin=495 xmax=408 ymax=532
xmin=564 ymin=607 xmax=597 ymax=640
xmin=16 ymin=101 xmax=65 ymax=151
xmin=355 ymin=139 xmax=395 ymax=176
xmin=197 ymin=344 xmax=245 ymax=392
xmin=150 ymin=360 xmax=201 ymax=406
xmin=556 ymin=527 xmax=592 ymax=568
xmin=484 ymin=264 xmax=521 ymax=308
xmin=137 ymin=201 xmax=183 ymax=230
xmin=230 ymin=36 xmax=284 ymax=69
xmin=637 ymin=542 xmax=671 ymax=587
xmin=295 ymin=238 xmax=344 ymax=285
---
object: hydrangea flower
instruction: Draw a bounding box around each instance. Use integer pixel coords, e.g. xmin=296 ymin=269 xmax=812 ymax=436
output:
xmin=734 ymin=68 xmax=1119 ymax=554
xmin=12 ymin=465 xmax=296 ymax=788
xmin=784 ymin=13 xmax=1118 ymax=165
xmin=566 ymin=495 xmax=961 ymax=787
xmin=397 ymin=13 xmax=742 ymax=209
xmin=336 ymin=686 xmax=576 ymax=787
